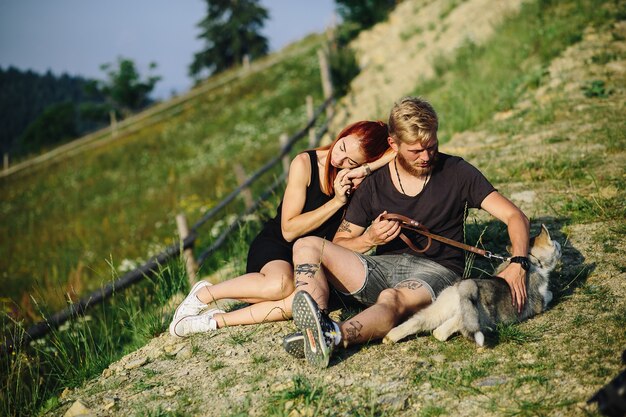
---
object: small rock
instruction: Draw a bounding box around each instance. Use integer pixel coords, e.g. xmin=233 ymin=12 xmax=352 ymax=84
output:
xmin=164 ymin=342 xmax=187 ymax=356
xmin=431 ymin=354 xmax=446 ymax=363
xmin=475 ymin=376 xmax=509 ymax=387
xmin=124 ymin=356 xmax=148 ymax=370
xmin=164 ymin=386 xmax=181 ymax=397
xmin=63 ymin=400 xmax=92 ymax=417
xmin=102 ymin=397 xmax=116 ymax=410
xmin=511 ymin=190 xmax=536 ymax=204
xmin=176 ymin=345 xmax=193 ymax=360
xmin=60 ymin=387 xmax=72 ymax=400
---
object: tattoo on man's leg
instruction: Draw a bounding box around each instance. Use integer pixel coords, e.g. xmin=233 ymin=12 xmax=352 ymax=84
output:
xmin=294 ymin=263 xmax=320 ymax=279
xmin=396 ymin=280 xmax=424 ymax=290
xmin=345 ymin=320 xmax=363 ymax=343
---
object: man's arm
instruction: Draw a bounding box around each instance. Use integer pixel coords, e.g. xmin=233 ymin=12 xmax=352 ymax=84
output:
xmin=480 ymin=191 xmax=530 ymax=312
xmin=333 ymin=212 xmax=401 ymax=253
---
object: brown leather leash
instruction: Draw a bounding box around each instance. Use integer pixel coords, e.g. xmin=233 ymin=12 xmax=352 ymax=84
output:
xmin=381 ymin=213 xmax=509 ymax=261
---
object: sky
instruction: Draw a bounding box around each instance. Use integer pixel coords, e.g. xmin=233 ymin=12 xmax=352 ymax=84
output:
xmin=0 ymin=0 xmax=336 ymax=99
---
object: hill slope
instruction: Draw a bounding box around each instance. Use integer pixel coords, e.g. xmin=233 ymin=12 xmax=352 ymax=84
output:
xmin=45 ymin=0 xmax=626 ymax=416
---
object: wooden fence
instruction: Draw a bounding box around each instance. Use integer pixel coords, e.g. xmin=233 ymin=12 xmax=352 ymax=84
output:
xmin=3 ymin=95 xmax=334 ymax=353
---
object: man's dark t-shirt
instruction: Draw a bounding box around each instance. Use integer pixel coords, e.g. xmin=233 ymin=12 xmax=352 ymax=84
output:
xmin=345 ymin=153 xmax=496 ymax=275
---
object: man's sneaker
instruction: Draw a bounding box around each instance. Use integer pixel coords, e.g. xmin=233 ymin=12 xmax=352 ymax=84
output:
xmin=172 ymin=280 xmax=211 ymax=322
xmin=292 ymin=291 xmax=341 ymax=368
xmin=282 ymin=332 xmax=305 ymax=359
xmin=170 ymin=308 xmax=224 ymax=338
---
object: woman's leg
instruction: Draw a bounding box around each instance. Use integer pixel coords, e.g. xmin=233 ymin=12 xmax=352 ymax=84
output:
xmin=195 ymin=260 xmax=294 ymax=304
xmin=212 ymin=291 xmax=296 ymax=327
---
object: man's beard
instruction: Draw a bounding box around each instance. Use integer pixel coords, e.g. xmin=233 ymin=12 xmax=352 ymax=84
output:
xmin=397 ymin=151 xmax=436 ymax=177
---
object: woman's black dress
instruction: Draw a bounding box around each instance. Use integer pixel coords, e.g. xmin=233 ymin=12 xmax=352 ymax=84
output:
xmin=246 ymin=150 xmax=344 ymax=273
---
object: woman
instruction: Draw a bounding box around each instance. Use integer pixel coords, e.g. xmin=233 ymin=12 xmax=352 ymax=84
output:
xmin=170 ymin=120 xmax=393 ymax=337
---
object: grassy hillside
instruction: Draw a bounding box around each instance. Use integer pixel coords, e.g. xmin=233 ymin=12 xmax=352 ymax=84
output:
xmin=2 ymin=0 xmax=625 ymax=416
xmin=0 ymin=34 xmax=330 ymax=315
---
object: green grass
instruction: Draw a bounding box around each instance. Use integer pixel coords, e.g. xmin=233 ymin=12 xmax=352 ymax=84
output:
xmin=0 ymin=259 xmax=187 ymax=417
xmin=0 ymin=33 xmax=328 ymax=312
xmin=414 ymin=0 xmax=617 ymax=144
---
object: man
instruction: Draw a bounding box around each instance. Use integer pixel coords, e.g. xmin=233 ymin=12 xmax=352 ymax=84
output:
xmin=286 ymin=97 xmax=530 ymax=368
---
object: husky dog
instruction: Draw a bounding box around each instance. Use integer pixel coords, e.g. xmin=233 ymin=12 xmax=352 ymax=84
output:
xmin=384 ymin=225 xmax=561 ymax=347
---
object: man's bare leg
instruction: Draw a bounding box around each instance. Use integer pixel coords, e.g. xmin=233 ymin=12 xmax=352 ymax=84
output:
xmin=291 ymin=236 xmax=366 ymax=310
xmin=339 ymin=284 xmax=433 ymax=347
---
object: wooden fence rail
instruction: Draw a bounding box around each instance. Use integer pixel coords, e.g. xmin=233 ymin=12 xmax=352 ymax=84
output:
xmin=2 ymin=97 xmax=334 ymax=354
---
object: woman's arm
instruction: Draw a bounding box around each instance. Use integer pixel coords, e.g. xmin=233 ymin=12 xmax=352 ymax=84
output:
xmin=280 ymin=153 xmax=349 ymax=242
xmin=345 ymin=149 xmax=396 ymax=187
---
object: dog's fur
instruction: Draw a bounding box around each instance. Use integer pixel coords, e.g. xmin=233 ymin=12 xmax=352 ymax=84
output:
xmin=384 ymin=225 xmax=561 ymax=347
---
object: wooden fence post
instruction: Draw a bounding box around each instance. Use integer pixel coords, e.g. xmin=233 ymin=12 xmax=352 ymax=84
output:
xmin=317 ymin=49 xmax=334 ymax=119
xmin=234 ymin=163 xmax=254 ymax=210
xmin=109 ymin=110 xmax=118 ymax=137
xmin=242 ymin=54 xmax=251 ymax=72
xmin=3 ymin=153 xmax=8 ymax=172
xmin=176 ymin=214 xmax=198 ymax=285
xmin=306 ymin=96 xmax=316 ymax=148
xmin=279 ymin=133 xmax=290 ymax=176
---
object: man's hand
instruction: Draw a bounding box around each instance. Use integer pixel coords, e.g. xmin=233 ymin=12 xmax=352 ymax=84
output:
xmin=365 ymin=211 xmax=401 ymax=246
xmin=497 ymin=262 xmax=527 ymax=313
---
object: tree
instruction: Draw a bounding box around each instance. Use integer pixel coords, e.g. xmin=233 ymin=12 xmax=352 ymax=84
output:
xmin=17 ymin=102 xmax=77 ymax=154
xmin=88 ymin=57 xmax=161 ymax=118
xmin=335 ymin=0 xmax=397 ymax=43
xmin=189 ymin=0 xmax=269 ymax=79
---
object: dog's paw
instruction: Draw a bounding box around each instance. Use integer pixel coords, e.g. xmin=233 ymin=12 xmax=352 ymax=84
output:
xmin=382 ymin=335 xmax=396 ymax=344
xmin=474 ymin=331 xmax=485 ymax=347
xmin=432 ymin=328 xmax=447 ymax=341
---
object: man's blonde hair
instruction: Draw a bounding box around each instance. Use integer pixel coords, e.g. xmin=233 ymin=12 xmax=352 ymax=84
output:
xmin=388 ymin=97 xmax=438 ymax=145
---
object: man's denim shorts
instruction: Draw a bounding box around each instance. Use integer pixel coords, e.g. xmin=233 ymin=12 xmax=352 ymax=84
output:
xmin=340 ymin=253 xmax=459 ymax=306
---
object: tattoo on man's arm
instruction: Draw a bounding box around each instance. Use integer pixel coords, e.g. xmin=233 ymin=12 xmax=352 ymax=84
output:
xmin=345 ymin=320 xmax=363 ymax=343
xmin=337 ymin=220 xmax=352 ymax=234
xmin=294 ymin=263 xmax=320 ymax=279
xmin=396 ymin=281 xmax=424 ymax=290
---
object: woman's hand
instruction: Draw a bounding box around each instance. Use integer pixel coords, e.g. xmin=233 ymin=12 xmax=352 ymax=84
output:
xmin=333 ymin=169 xmax=353 ymax=204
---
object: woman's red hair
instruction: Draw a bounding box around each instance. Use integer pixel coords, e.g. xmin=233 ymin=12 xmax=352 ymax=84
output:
xmin=318 ymin=120 xmax=389 ymax=195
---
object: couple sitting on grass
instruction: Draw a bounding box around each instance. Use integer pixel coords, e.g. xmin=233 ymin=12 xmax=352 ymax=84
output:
xmin=169 ymin=97 xmax=530 ymax=368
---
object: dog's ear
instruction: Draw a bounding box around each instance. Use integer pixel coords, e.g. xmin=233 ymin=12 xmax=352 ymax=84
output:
xmin=534 ymin=224 xmax=552 ymax=246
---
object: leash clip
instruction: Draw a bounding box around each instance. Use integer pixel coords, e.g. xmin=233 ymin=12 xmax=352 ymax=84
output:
xmin=484 ymin=251 xmax=509 ymax=262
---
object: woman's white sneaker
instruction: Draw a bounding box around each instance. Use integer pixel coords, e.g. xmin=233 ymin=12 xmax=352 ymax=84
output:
xmin=170 ymin=308 xmax=224 ymax=338
xmin=172 ymin=280 xmax=211 ymax=322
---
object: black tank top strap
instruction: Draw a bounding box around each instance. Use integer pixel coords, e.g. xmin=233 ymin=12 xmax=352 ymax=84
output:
xmin=306 ymin=150 xmax=320 ymax=191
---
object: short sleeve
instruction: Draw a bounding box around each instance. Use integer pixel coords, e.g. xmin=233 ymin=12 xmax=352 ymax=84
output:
xmin=456 ymin=159 xmax=496 ymax=208
xmin=344 ymin=176 xmax=375 ymax=227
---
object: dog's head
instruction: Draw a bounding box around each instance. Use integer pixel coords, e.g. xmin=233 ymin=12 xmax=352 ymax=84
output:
xmin=528 ymin=224 xmax=562 ymax=272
